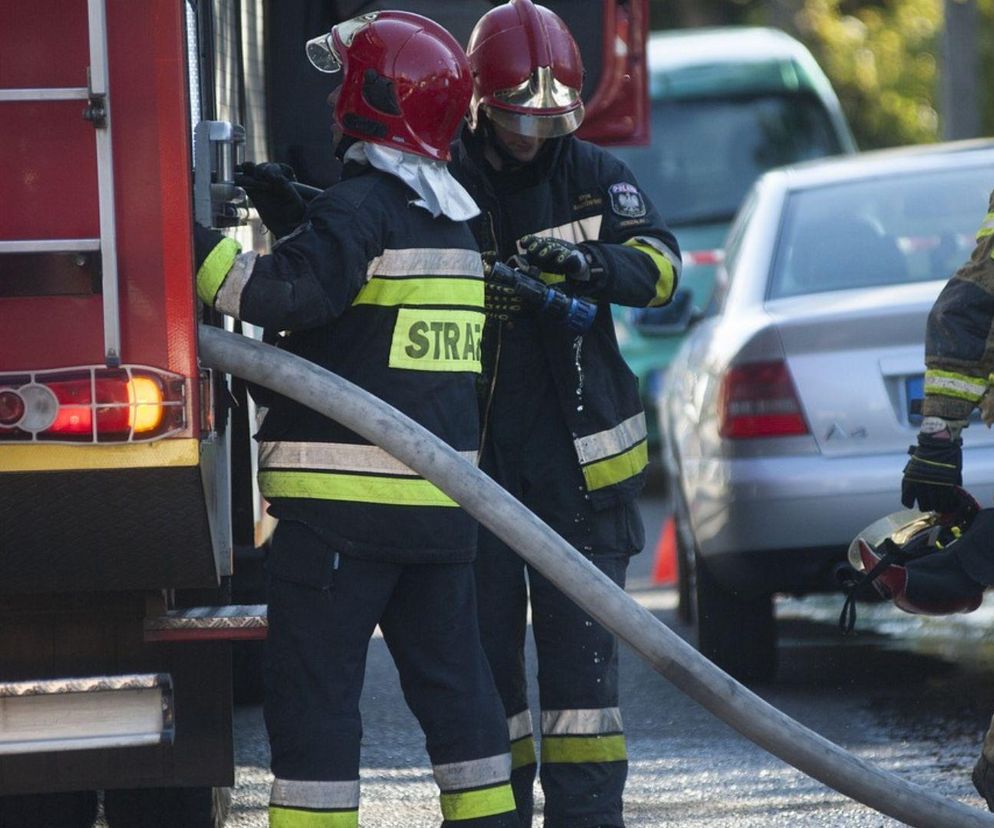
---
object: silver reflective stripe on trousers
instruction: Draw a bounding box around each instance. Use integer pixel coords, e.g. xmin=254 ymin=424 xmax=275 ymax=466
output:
xmin=433 ymin=752 xmax=512 ymax=791
xmin=541 ymin=707 xmax=624 ymax=736
xmin=507 ymin=709 xmax=533 ymax=741
xmin=270 ymin=778 xmax=360 ymax=809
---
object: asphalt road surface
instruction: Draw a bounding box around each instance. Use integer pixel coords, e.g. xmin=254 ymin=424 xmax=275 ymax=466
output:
xmin=118 ymin=489 xmax=994 ymax=826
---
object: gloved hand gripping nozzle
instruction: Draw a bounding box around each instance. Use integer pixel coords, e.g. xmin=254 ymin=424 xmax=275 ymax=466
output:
xmin=485 ymin=259 xmax=597 ymax=334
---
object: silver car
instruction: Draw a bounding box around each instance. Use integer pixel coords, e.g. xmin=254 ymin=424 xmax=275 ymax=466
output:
xmin=658 ymin=139 xmax=994 ymax=682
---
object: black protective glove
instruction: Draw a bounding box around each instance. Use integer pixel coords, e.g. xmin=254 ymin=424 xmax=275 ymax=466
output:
xmin=901 ymin=431 xmax=964 ymax=513
xmin=234 ymin=161 xmax=307 ymax=239
xmin=520 ymin=235 xmax=593 ymax=283
xmin=481 ymin=252 xmax=522 ymax=322
xmin=193 ymin=223 xmax=225 ymax=274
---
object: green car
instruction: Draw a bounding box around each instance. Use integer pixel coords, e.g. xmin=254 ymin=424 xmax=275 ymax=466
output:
xmin=611 ymin=27 xmax=857 ymax=451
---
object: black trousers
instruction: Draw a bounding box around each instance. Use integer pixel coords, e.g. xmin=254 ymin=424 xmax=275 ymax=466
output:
xmin=478 ymin=396 xmax=643 ymax=828
xmin=264 ymin=520 xmax=519 ymax=827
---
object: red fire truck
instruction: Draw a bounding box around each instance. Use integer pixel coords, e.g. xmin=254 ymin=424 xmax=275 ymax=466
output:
xmin=0 ymin=1 xmax=647 ymax=825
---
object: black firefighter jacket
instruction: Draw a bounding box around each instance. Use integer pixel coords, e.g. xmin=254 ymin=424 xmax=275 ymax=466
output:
xmin=196 ymin=164 xmax=485 ymax=563
xmin=923 ymin=189 xmax=994 ymax=423
xmin=450 ymin=129 xmax=682 ymax=509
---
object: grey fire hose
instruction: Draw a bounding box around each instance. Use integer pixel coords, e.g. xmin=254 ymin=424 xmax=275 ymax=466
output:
xmin=199 ymin=325 xmax=994 ymax=828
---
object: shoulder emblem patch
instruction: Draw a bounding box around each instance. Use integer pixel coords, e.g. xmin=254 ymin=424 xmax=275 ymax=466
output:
xmin=608 ymin=182 xmax=647 ymax=218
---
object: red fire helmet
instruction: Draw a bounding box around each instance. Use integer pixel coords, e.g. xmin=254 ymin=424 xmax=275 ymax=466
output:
xmin=466 ymin=0 xmax=585 ymax=139
xmin=305 ymin=12 xmax=472 ymax=162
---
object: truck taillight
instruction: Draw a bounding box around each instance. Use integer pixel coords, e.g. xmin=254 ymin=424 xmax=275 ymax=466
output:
xmin=0 ymin=367 xmax=186 ymax=443
xmin=717 ymin=360 xmax=809 ymax=439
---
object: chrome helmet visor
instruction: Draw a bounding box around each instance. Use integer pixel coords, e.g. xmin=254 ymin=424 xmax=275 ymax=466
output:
xmin=484 ymin=102 xmax=584 ymax=139
xmin=305 ymin=13 xmax=379 ymax=73
xmin=483 ymin=65 xmax=584 ymax=138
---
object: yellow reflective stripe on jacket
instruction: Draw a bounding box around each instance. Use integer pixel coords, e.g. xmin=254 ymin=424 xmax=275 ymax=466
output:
xmin=438 ymin=783 xmax=516 ymax=822
xmin=269 ymin=805 xmax=357 ymax=828
xmin=574 ymin=412 xmax=648 ymax=490
xmin=389 ymin=308 xmax=484 ymax=372
xmin=575 ymin=413 xmax=647 ymax=465
xmin=259 ymin=470 xmax=458 ymax=507
xmin=624 ymin=236 xmax=677 ymax=307
xmin=925 ymin=369 xmax=988 ymax=403
xmin=353 ymin=276 xmax=483 ymax=308
xmin=977 ymin=212 xmax=994 ymax=240
xmin=195 ymin=237 xmax=241 ymax=305
xmin=582 ymin=440 xmax=648 ymax=491
xmin=540 ymin=734 xmax=628 ymax=764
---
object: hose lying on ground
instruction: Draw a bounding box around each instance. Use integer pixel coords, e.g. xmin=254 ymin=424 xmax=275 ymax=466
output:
xmin=199 ymin=325 xmax=994 ymax=828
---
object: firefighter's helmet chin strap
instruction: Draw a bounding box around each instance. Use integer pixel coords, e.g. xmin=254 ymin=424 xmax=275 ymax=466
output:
xmin=334 ymin=134 xmax=359 ymax=162
xmin=838 ymin=539 xmax=903 ymax=636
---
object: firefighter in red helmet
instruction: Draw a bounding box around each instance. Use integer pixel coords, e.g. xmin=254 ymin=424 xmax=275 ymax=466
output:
xmin=195 ymin=12 xmax=518 ymax=826
xmin=450 ymin=2 xmax=682 ymax=825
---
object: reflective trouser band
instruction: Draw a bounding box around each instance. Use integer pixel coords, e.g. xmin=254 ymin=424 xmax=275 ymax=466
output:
xmin=353 ymin=276 xmax=483 ymax=308
xmin=581 ymin=439 xmax=648 ymax=491
xmin=540 ymin=734 xmax=628 ymax=764
xmin=269 ymin=778 xmax=359 ymax=827
xmin=439 ymin=783 xmax=517 ymax=822
xmin=542 ymin=707 xmax=624 ymax=736
xmin=506 ymin=710 xmax=535 ymax=769
xmin=510 ymin=735 xmax=537 ymax=770
xmin=259 ymin=470 xmax=458 ymax=507
xmin=624 ymin=237 xmax=678 ymax=307
xmin=925 ymin=369 xmax=988 ymax=403
xmin=269 ymin=805 xmax=358 ymax=827
xmin=195 ymin=237 xmax=241 ymax=306
xmin=977 ymin=212 xmax=994 ymax=240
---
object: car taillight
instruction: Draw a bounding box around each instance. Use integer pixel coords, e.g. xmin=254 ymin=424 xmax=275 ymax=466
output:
xmin=717 ymin=360 xmax=809 ymax=439
xmin=0 ymin=367 xmax=186 ymax=443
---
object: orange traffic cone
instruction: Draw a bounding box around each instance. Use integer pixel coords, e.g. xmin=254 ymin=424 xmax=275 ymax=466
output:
xmin=651 ymin=516 xmax=677 ymax=585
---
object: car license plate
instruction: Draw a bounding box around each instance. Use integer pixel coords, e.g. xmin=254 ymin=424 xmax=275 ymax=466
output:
xmin=906 ymin=375 xmax=924 ymax=424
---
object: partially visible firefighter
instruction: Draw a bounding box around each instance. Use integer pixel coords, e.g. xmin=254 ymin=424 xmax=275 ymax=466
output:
xmin=894 ymin=187 xmax=994 ymax=811
xmin=450 ymin=2 xmax=681 ymax=825
xmin=194 ymin=12 xmax=518 ymax=827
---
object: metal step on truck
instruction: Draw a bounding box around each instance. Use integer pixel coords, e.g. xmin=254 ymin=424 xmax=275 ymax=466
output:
xmin=0 ymin=1 xmax=648 ymax=825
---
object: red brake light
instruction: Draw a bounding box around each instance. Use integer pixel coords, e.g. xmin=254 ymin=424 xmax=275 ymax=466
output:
xmin=0 ymin=367 xmax=186 ymax=443
xmin=718 ymin=360 xmax=809 ymax=439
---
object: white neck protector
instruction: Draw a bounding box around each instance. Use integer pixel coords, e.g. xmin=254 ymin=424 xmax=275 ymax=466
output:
xmin=343 ymin=142 xmax=479 ymax=222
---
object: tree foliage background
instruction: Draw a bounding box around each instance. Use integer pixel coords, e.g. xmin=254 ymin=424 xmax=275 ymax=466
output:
xmin=648 ymin=0 xmax=994 ymax=150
